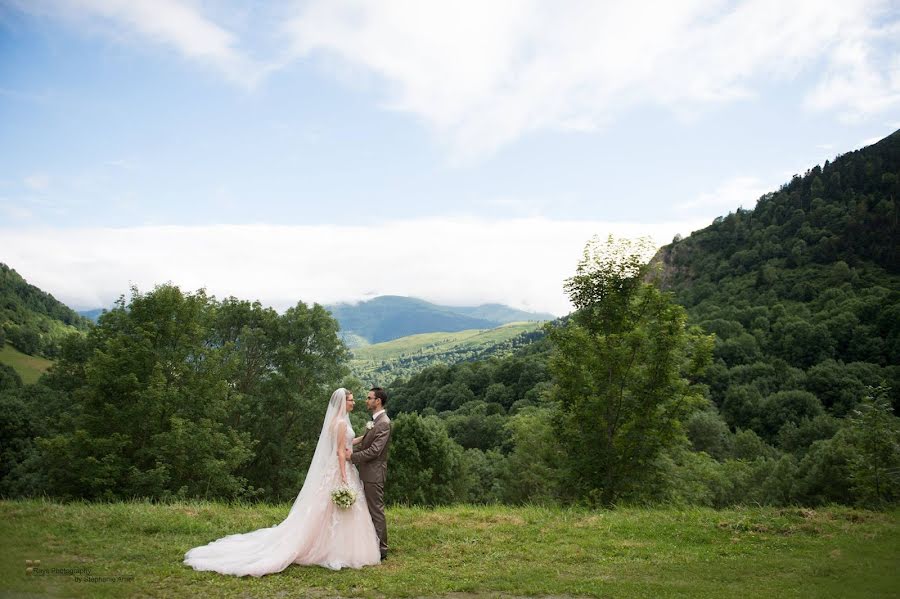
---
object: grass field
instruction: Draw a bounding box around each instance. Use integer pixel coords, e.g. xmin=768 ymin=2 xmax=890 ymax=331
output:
xmin=2 ymin=500 xmax=898 ymax=598
xmin=0 ymin=342 xmax=53 ymax=384
xmin=349 ymin=322 xmax=543 ymax=382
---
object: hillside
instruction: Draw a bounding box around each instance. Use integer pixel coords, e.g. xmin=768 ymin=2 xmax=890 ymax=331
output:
xmin=0 ymin=263 xmax=91 ymax=359
xmin=653 ymin=129 xmax=899 ymax=415
xmin=349 ymin=321 xmax=545 ymax=384
xmin=326 ymin=295 xmax=554 ymax=345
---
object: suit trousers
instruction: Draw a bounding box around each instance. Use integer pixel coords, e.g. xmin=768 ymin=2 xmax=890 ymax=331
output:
xmin=363 ymin=481 xmax=387 ymax=557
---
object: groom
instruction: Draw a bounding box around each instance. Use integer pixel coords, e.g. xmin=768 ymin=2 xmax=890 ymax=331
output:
xmin=349 ymin=387 xmax=392 ymax=560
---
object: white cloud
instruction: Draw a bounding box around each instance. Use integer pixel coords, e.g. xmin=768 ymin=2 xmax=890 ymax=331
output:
xmin=0 ymin=218 xmax=708 ymax=316
xmin=805 ymin=25 xmax=900 ymax=121
xmin=286 ymin=0 xmax=899 ymax=161
xmin=677 ymin=176 xmax=770 ymax=213
xmin=17 ymin=0 xmax=266 ymax=87
xmin=12 ymin=1 xmax=898 ymax=160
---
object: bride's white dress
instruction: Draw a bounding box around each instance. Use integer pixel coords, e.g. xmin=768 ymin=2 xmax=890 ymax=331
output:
xmin=183 ymin=389 xmax=381 ymax=576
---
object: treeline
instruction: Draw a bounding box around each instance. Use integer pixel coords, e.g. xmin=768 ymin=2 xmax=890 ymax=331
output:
xmin=0 ymin=263 xmax=92 ymax=357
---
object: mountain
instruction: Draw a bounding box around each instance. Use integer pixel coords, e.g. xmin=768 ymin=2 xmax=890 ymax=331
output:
xmin=326 ymin=295 xmax=554 ymax=345
xmin=0 ymin=263 xmax=92 ymax=358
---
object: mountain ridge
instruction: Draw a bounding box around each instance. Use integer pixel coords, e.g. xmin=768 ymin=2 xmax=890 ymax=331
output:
xmin=326 ymin=295 xmax=554 ymax=345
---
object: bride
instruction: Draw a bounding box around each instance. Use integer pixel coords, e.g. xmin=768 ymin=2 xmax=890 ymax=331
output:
xmin=183 ymin=388 xmax=381 ymax=575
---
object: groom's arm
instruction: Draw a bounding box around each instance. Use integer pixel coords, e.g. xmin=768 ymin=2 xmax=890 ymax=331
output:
xmin=351 ymin=423 xmax=391 ymax=464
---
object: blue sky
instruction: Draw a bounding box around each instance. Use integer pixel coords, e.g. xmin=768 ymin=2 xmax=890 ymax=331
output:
xmin=1 ymin=1 xmax=899 ymax=315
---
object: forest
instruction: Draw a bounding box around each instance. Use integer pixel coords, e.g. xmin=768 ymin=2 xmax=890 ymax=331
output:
xmin=0 ymin=132 xmax=898 ymax=509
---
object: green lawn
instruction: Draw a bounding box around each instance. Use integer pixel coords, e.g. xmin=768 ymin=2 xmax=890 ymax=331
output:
xmin=2 ymin=500 xmax=898 ymax=598
xmin=0 ymin=342 xmax=53 ymax=384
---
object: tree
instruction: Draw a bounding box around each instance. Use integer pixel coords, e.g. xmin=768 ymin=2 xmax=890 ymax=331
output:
xmin=36 ymin=286 xmax=254 ymax=500
xmin=847 ymin=385 xmax=900 ymax=506
xmin=386 ymin=413 xmax=465 ymax=506
xmin=500 ymin=407 xmax=564 ymax=504
xmin=549 ymin=236 xmax=712 ymax=505
xmin=213 ymin=297 xmax=350 ymax=501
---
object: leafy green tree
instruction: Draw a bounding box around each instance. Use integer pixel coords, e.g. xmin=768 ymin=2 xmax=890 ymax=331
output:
xmin=433 ymin=381 xmax=475 ymax=412
xmin=775 ymin=414 xmax=840 ymax=455
xmin=760 ymin=390 xmax=824 ymax=440
xmin=8 ymin=326 xmax=40 ymax=355
xmin=386 ymin=413 xmax=465 ymax=506
xmin=847 ymin=386 xmax=900 ymax=505
xmin=685 ymin=409 xmax=733 ymax=460
xmin=500 ymin=406 xmax=564 ymax=504
xmin=460 ymin=448 xmax=505 ymax=504
xmin=548 ymin=236 xmax=712 ymax=505
xmin=443 ymin=401 xmax=507 ymax=451
xmin=212 ymin=297 xmax=349 ymax=500
xmin=36 ymin=286 xmax=254 ymax=500
xmin=731 ymin=429 xmax=780 ymax=461
xmin=0 ymin=364 xmax=22 ymax=392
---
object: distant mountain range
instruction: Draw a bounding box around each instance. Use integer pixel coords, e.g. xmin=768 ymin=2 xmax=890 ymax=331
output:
xmin=325 ymin=295 xmax=555 ymax=346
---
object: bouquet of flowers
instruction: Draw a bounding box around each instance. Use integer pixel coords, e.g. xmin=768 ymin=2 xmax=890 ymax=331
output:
xmin=331 ymin=485 xmax=357 ymax=509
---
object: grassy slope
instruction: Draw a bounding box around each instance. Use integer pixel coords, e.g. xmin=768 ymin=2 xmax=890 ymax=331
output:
xmin=2 ymin=500 xmax=897 ymax=598
xmin=349 ymin=322 xmax=543 ymax=382
xmin=352 ymin=322 xmax=542 ymax=362
xmin=0 ymin=342 xmax=53 ymax=384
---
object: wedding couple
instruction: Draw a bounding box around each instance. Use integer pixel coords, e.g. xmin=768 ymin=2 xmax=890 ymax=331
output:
xmin=183 ymin=387 xmax=392 ymax=576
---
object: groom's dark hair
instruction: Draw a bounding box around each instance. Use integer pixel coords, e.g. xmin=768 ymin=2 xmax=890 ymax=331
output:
xmin=370 ymin=387 xmax=388 ymax=406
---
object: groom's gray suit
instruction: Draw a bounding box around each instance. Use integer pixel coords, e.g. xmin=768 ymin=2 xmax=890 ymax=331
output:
xmin=351 ymin=411 xmax=391 ymax=558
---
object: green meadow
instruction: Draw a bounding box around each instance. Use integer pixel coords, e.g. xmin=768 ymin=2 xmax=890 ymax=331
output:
xmin=0 ymin=343 xmax=53 ymax=385
xmin=349 ymin=322 xmax=543 ymax=382
xmin=3 ymin=500 xmax=898 ymax=598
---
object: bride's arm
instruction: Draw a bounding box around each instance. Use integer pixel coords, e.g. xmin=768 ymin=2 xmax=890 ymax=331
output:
xmin=352 ymin=436 xmax=363 ymax=445
xmin=336 ymin=424 xmax=348 ymax=483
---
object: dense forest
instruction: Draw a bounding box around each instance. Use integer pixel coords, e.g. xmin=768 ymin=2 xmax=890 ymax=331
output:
xmin=0 ymin=264 xmax=92 ymax=358
xmin=0 ymin=132 xmax=897 ymax=509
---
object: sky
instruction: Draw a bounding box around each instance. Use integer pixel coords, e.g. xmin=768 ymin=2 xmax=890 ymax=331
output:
xmin=1 ymin=0 xmax=899 ymax=316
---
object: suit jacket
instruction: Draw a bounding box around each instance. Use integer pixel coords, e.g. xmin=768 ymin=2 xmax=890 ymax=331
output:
xmin=351 ymin=412 xmax=391 ymax=483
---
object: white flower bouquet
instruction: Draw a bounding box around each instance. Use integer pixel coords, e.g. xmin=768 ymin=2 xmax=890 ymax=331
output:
xmin=331 ymin=486 xmax=357 ymax=509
